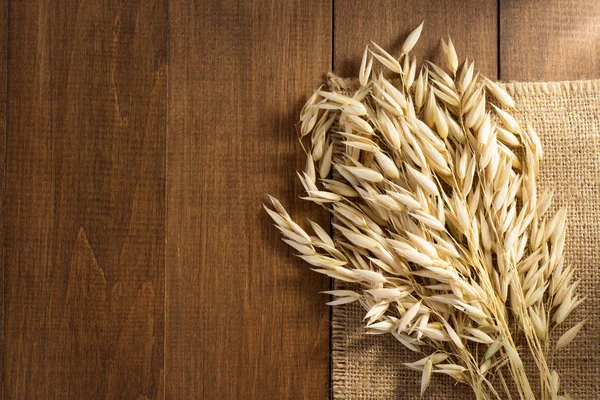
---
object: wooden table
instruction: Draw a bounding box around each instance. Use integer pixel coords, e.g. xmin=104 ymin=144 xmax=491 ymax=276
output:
xmin=2 ymin=1 xmax=599 ymax=398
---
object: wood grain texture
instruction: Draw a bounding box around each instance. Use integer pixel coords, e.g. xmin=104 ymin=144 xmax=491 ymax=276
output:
xmin=500 ymin=0 xmax=600 ymax=81
xmin=334 ymin=0 xmax=498 ymax=79
xmin=4 ymin=1 xmax=167 ymax=398
xmin=166 ymin=0 xmax=331 ymax=398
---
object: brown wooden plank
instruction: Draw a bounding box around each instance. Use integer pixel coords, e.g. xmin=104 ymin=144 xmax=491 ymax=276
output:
xmin=334 ymin=0 xmax=498 ymax=79
xmin=4 ymin=1 xmax=167 ymax=398
xmin=0 ymin=0 xmax=5 ymax=396
xmin=500 ymin=0 xmax=600 ymax=81
xmin=166 ymin=0 xmax=331 ymax=398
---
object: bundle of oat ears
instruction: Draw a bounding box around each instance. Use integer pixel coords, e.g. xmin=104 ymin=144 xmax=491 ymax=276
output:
xmin=265 ymin=22 xmax=585 ymax=400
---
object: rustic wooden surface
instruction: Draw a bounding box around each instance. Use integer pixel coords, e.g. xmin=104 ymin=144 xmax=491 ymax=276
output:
xmin=500 ymin=0 xmax=600 ymax=81
xmin=166 ymin=0 xmax=331 ymax=399
xmin=334 ymin=0 xmax=498 ymax=79
xmin=4 ymin=1 xmax=167 ymax=398
xmin=1 ymin=1 xmax=598 ymax=399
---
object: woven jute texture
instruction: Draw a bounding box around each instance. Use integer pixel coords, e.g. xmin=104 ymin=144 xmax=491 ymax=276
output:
xmin=328 ymin=75 xmax=600 ymax=399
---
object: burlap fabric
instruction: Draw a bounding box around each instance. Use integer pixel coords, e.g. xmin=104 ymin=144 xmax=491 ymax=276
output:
xmin=328 ymin=75 xmax=600 ymax=399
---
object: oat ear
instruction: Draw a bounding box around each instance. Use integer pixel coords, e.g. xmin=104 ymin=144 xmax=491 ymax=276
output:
xmin=268 ymin=27 xmax=578 ymax=399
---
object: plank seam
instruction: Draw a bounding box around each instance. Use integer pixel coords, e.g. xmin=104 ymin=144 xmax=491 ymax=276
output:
xmin=2 ymin=0 xmax=8 ymax=398
xmin=329 ymin=1 xmax=336 ymax=399
xmin=164 ymin=0 xmax=169 ymax=398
